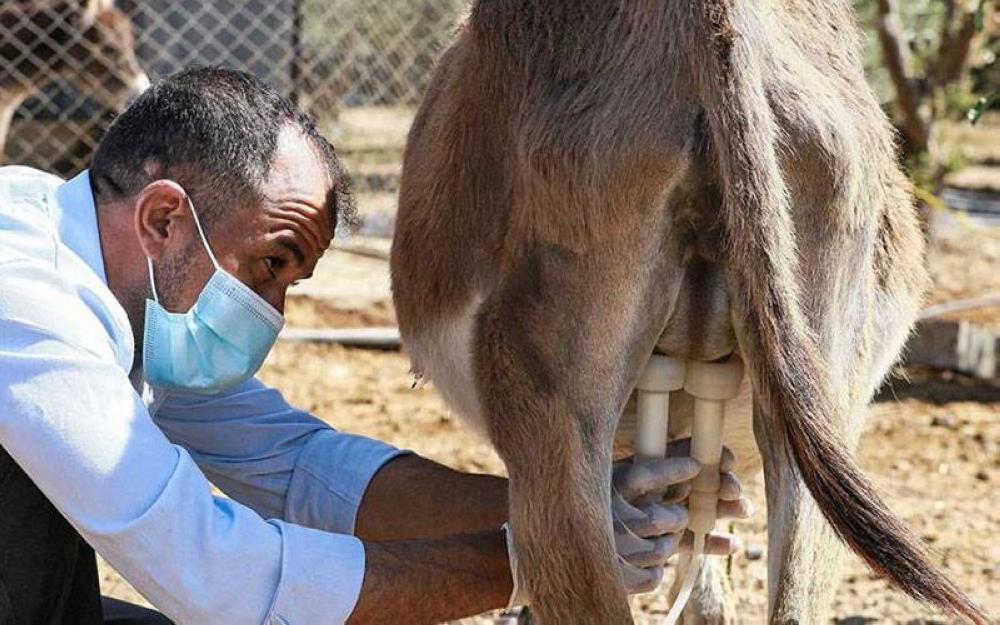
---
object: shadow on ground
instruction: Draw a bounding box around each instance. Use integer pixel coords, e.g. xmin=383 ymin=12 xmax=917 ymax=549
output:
xmin=876 ymin=366 xmax=1000 ymax=404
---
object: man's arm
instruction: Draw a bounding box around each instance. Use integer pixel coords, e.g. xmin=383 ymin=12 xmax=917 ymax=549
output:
xmin=351 ymin=448 xmax=753 ymax=622
xmin=153 ymin=377 xmax=409 ymax=533
xmin=158 ymin=384 xmax=517 ymax=620
xmin=155 ymin=377 xmax=510 ymax=541
xmin=0 ymin=261 xmax=368 ymax=623
xmin=353 ymin=437 xmax=754 ymax=544
xmin=351 ymin=532 xmax=513 ymax=624
xmin=355 ymin=454 xmax=509 ymax=541
xmin=351 ymin=441 xmax=755 ymax=621
xmin=351 ymin=458 xmax=513 ymax=622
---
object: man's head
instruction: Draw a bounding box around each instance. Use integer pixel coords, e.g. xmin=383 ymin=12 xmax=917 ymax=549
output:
xmin=91 ymin=67 xmax=355 ymax=361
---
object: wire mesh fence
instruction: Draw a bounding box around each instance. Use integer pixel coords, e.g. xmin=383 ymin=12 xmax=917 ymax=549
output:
xmin=0 ymin=0 xmax=466 ymax=176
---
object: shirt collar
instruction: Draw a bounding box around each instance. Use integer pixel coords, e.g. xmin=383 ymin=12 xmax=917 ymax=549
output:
xmin=51 ymin=170 xmax=109 ymax=285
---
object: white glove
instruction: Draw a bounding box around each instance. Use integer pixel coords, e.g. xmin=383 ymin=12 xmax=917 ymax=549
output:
xmin=503 ymin=443 xmax=753 ymax=608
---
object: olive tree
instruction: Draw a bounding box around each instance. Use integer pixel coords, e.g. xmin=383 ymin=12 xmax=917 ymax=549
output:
xmin=855 ymin=0 xmax=996 ymax=166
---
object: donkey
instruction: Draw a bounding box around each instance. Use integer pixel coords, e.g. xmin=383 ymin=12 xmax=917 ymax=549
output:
xmin=0 ymin=0 xmax=149 ymax=162
xmin=391 ymin=1 xmax=988 ymax=623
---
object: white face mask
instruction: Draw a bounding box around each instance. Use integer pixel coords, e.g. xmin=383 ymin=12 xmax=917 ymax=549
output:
xmin=142 ymin=190 xmax=284 ymax=393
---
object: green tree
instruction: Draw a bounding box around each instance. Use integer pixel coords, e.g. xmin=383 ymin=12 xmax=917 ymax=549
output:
xmin=854 ymin=0 xmax=996 ymax=169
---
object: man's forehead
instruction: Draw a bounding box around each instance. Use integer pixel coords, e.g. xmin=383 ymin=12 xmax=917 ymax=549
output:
xmin=265 ymin=126 xmax=332 ymax=208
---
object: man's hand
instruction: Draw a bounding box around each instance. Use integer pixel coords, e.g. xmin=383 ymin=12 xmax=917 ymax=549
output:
xmin=504 ymin=439 xmax=754 ymax=605
xmin=350 ymin=441 xmax=755 ymax=620
xmin=612 ymin=439 xmax=755 ymax=594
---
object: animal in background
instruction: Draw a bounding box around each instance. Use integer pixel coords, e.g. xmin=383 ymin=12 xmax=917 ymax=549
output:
xmin=0 ymin=0 xmax=149 ymax=163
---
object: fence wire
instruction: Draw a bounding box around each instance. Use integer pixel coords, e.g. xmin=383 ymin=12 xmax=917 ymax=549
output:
xmin=0 ymin=0 xmax=466 ymax=175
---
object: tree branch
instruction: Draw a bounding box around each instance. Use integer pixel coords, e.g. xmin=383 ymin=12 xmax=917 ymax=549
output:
xmin=942 ymin=0 xmax=959 ymax=39
xmin=876 ymin=0 xmax=930 ymax=151
xmin=938 ymin=0 xmax=959 ymax=70
xmin=931 ymin=4 xmax=980 ymax=87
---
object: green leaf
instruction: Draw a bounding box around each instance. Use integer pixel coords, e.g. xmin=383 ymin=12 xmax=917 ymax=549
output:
xmin=975 ymin=0 xmax=988 ymax=32
xmin=968 ymin=93 xmax=998 ymax=125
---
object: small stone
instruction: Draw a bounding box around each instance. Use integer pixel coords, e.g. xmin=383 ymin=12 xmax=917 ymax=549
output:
xmin=931 ymin=414 xmax=958 ymax=428
xmin=976 ymin=470 xmax=990 ymax=481
xmin=745 ymin=542 xmax=765 ymax=561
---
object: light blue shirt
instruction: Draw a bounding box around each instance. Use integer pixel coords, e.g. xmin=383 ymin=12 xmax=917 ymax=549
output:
xmin=0 ymin=167 xmax=408 ymax=623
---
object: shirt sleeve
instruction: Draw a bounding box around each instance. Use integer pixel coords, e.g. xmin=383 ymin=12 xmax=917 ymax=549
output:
xmin=0 ymin=258 xmax=365 ymax=624
xmin=153 ymin=378 xmax=409 ymax=534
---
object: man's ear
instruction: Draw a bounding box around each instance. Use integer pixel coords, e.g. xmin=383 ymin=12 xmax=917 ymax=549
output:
xmin=133 ymin=180 xmax=189 ymax=261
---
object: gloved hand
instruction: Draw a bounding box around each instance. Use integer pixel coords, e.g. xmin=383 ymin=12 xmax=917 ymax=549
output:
xmin=613 ymin=439 xmax=754 ymax=594
xmin=504 ymin=439 xmax=754 ymax=607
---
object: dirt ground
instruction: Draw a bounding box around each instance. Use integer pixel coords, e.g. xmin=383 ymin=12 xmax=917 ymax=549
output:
xmin=96 ymin=209 xmax=1000 ymax=623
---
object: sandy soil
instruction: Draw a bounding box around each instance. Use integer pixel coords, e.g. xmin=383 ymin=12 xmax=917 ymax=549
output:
xmin=926 ymin=212 xmax=1000 ymax=330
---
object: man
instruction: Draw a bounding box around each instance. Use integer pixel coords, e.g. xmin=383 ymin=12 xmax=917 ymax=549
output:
xmin=0 ymin=68 xmax=751 ymax=623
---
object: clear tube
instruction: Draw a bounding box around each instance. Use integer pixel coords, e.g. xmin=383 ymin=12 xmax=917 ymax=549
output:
xmin=663 ymin=533 xmax=706 ymax=625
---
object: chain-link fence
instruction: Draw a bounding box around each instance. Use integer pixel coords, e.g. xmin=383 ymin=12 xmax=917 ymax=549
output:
xmin=0 ymin=0 xmax=466 ymax=176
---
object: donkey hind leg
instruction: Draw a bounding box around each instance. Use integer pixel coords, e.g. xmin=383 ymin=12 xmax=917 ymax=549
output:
xmin=755 ymin=221 xmax=921 ymax=622
xmin=754 ymin=403 xmax=852 ymax=623
xmin=475 ymin=234 xmax=685 ymax=623
xmin=752 ymin=275 xmax=865 ymax=622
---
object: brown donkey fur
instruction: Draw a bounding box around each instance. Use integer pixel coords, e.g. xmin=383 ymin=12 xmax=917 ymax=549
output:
xmin=391 ymin=1 xmax=987 ymax=622
xmin=0 ymin=0 xmax=148 ymax=161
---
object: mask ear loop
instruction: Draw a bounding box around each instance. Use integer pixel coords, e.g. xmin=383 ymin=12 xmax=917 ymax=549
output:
xmin=147 ymin=257 xmax=161 ymax=304
xmin=185 ymin=195 xmax=221 ymax=271
xmin=146 ymin=191 xmax=218 ymax=304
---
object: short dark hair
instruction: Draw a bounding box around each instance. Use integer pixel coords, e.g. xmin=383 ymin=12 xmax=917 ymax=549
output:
xmin=91 ymin=67 xmax=356 ymax=232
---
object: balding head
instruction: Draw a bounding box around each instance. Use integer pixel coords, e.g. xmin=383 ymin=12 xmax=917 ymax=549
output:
xmin=91 ymin=67 xmax=356 ymax=235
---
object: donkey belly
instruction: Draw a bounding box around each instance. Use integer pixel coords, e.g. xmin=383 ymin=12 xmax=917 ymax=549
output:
xmin=410 ymin=287 xmax=763 ymax=478
xmin=405 ymin=294 xmax=492 ymax=439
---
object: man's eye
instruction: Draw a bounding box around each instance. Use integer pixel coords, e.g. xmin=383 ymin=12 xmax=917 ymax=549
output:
xmin=264 ymin=257 xmax=282 ymax=278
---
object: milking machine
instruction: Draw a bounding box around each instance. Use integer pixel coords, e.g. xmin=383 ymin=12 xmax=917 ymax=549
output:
xmin=636 ymin=354 xmax=744 ymax=624
xmin=495 ymin=354 xmax=744 ymax=624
